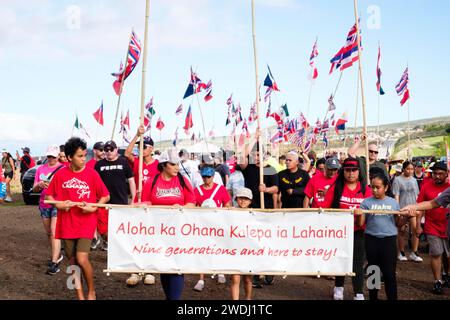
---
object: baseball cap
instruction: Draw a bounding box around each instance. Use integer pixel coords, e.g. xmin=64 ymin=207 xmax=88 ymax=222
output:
xmin=136 ymin=136 xmax=154 ymax=146
xmin=325 ymin=157 xmax=341 ymax=170
xmin=200 ymin=166 xmax=216 ymax=177
xmin=414 ymin=161 xmax=423 ymax=167
xmin=235 ymin=187 xmax=253 ymax=200
xmin=22 ymin=147 xmax=31 ymax=153
xmin=431 ymin=161 xmax=448 ymax=171
xmin=342 ymin=158 xmax=359 ymax=169
xmin=201 ymin=154 xmax=214 ymax=165
xmin=104 ymin=140 xmax=117 ymax=150
xmin=93 ymin=141 xmax=104 ymax=150
xmin=159 ymin=148 xmax=181 ymax=164
xmin=1 ymin=148 xmax=7 ymax=153
xmin=179 ymin=148 xmax=189 ymax=157
xmin=46 ymin=145 xmax=60 ymax=158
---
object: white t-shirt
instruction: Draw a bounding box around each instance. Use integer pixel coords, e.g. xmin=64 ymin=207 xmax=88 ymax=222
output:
xmin=179 ymin=160 xmax=199 ymax=186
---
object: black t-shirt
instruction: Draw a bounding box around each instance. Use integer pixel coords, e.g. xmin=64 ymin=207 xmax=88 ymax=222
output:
xmin=20 ymin=154 xmax=32 ymax=173
xmin=414 ymin=172 xmax=425 ymax=189
xmin=278 ymin=168 xmax=310 ymax=208
xmin=241 ymin=164 xmax=279 ymax=209
xmin=215 ymin=164 xmax=231 ymax=186
xmin=95 ymin=156 xmax=133 ymax=204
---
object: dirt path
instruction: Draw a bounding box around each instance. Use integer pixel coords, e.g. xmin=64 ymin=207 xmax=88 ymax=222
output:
xmin=0 ymin=193 xmax=449 ymax=300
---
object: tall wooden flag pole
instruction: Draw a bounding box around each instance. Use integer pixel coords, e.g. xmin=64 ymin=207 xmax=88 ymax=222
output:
xmin=138 ymin=0 xmax=150 ymax=203
xmin=251 ymin=0 xmax=264 ymax=209
xmin=353 ymin=0 xmax=370 ymax=184
xmin=407 ymin=64 xmax=411 ymax=160
xmin=111 ymin=31 xmax=133 ymax=141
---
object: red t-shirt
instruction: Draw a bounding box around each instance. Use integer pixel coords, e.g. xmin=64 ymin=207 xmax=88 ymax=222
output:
xmin=323 ymin=182 xmax=372 ymax=231
xmin=417 ymin=180 xmax=450 ymax=238
xmin=194 ymin=183 xmax=231 ymax=207
xmin=304 ymin=173 xmax=338 ymax=208
xmin=85 ymin=158 xmax=97 ymax=169
xmin=46 ymin=166 xmax=110 ymax=239
xmin=141 ymin=174 xmax=196 ymax=206
xmin=0 ymin=166 xmax=4 ymax=183
xmin=130 ymin=156 xmax=159 ymax=187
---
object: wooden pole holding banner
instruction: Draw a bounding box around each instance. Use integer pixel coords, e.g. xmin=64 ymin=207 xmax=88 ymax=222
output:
xmin=407 ymin=64 xmax=411 ymax=160
xmin=353 ymin=0 xmax=370 ymax=184
xmin=138 ymin=0 xmax=150 ymax=202
xmin=111 ymin=31 xmax=133 ymax=141
xmin=251 ymin=0 xmax=265 ymax=209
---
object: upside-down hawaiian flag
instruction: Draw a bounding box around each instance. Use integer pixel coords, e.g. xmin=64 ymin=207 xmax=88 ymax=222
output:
xmin=329 ymin=21 xmax=361 ymax=74
xmin=263 ymin=65 xmax=280 ymax=91
xmin=156 ymin=117 xmax=165 ymax=131
xmin=376 ymin=44 xmax=385 ymax=95
xmin=93 ymin=101 xmax=104 ymax=126
xmin=183 ymin=105 xmax=193 ymax=134
xmin=204 ymin=90 xmax=213 ymax=102
xmin=309 ymin=39 xmax=319 ymax=80
xmin=112 ymin=30 xmax=141 ymax=95
xmin=335 ymin=111 xmax=348 ymax=134
xmin=183 ymin=67 xmax=206 ymax=99
xmin=396 ymin=67 xmax=410 ymax=106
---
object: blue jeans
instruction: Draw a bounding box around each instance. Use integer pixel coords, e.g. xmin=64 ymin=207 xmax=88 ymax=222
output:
xmin=160 ymin=274 xmax=184 ymax=300
xmin=39 ymin=207 xmax=57 ymax=219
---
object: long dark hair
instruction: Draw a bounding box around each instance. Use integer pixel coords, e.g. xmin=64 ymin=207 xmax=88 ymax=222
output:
xmin=370 ymin=172 xmax=394 ymax=198
xmin=153 ymin=162 xmax=190 ymax=192
xmin=331 ymin=164 xmax=367 ymax=209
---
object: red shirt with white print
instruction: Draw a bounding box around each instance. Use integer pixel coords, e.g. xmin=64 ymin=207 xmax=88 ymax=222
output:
xmin=323 ymin=182 xmax=372 ymax=231
xmin=141 ymin=174 xmax=195 ymax=206
xmin=46 ymin=166 xmax=110 ymax=239
xmin=194 ymin=183 xmax=231 ymax=207
xmin=304 ymin=173 xmax=338 ymax=208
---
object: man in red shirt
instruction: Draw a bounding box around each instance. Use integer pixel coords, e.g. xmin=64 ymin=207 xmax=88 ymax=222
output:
xmin=86 ymin=141 xmax=105 ymax=169
xmin=304 ymin=157 xmax=340 ymax=208
xmin=46 ymin=137 xmax=110 ymax=300
xmin=416 ymin=162 xmax=450 ymax=295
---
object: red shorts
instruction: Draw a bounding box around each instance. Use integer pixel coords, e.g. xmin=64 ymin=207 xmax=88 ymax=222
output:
xmin=97 ymin=208 xmax=109 ymax=236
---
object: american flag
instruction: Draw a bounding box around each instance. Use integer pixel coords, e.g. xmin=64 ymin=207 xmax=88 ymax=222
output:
xmin=288 ymin=128 xmax=305 ymax=147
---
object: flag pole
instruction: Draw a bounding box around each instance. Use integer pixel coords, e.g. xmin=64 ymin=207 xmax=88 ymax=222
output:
xmin=138 ymin=0 xmax=150 ymax=203
xmin=251 ymin=0 xmax=265 ymax=209
xmin=353 ymin=0 xmax=370 ymax=183
xmin=353 ymin=69 xmax=360 ymax=138
xmin=195 ymin=91 xmax=210 ymax=154
xmin=407 ymin=63 xmax=411 ymax=160
xmin=377 ymin=41 xmax=381 ymax=146
xmin=111 ymin=30 xmax=133 ymax=141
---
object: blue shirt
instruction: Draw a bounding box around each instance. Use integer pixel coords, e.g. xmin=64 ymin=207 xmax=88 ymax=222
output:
xmin=361 ymin=196 xmax=399 ymax=238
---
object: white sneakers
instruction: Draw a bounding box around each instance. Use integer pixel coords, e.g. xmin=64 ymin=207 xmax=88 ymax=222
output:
xmin=126 ymin=273 xmax=156 ymax=286
xmin=217 ymin=274 xmax=226 ymax=284
xmin=4 ymin=196 xmax=12 ymax=203
xmin=354 ymin=293 xmax=365 ymax=300
xmin=333 ymin=287 xmax=344 ymax=300
xmin=194 ymin=280 xmax=205 ymax=292
xmin=397 ymin=252 xmax=408 ymax=261
xmin=409 ymin=252 xmax=423 ymax=262
xmin=143 ymin=274 xmax=155 ymax=285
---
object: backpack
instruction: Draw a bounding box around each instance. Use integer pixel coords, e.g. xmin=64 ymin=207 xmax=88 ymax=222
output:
xmin=197 ymin=184 xmax=221 ymax=208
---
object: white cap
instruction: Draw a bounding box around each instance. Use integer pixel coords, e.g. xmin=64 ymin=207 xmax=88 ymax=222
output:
xmin=46 ymin=145 xmax=60 ymax=158
xmin=235 ymin=187 xmax=253 ymax=200
xmin=159 ymin=148 xmax=181 ymax=164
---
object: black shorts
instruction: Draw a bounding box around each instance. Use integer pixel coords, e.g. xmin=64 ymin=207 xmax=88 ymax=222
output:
xmin=4 ymin=172 xmax=13 ymax=180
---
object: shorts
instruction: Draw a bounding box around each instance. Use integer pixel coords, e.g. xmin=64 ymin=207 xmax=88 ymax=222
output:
xmin=97 ymin=208 xmax=109 ymax=236
xmin=0 ymin=183 xmax=7 ymax=199
xmin=63 ymin=239 xmax=92 ymax=259
xmin=428 ymin=235 xmax=450 ymax=256
xmin=39 ymin=207 xmax=57 ymax=219
xmin=4 ymin=171 xmax=13 ymax=180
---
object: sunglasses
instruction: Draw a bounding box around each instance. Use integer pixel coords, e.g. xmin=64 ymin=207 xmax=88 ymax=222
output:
xmin=166 ymin=162 xmax=178 ymax=166
xmin=202 ymin=175 xmax=212 ymax=179
xmin=97 ymin=148 xmax=104 ymax=152
xmin=369 ymin=150 xmax=379 ymax=154
xmin=104 ymin=148 xmax=115 ymax=152
xmin=344 ymin=168 xmax=359 ymax=172
xmin=47 ymin=156 xmax=57 ymax=159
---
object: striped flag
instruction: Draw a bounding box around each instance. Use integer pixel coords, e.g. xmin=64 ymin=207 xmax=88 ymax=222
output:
xmin=376 ymin=44 xmax=385 ymax=95
xmin=175 ymin=104 xmax=183 ymax=115
xmin=309 ymin=39 xmax=319 ymax=80
xmin=396 ymin=67 xmax=410 ymax=106
xmin=329 ymin=21 xmax=361 ymax=74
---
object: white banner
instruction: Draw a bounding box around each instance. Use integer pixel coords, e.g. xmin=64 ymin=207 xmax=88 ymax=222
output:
xmin=107 ymin=207 xmax=354 ymax=275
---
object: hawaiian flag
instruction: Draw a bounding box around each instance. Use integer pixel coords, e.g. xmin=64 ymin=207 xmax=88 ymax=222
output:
xmin=376 ymin=44 xmax=385 ymax=95
xmin=226 ymin=94 xmax=233 ymax=106
xmin=156 ymin=117 xmax=165 ymax=131
xmin=122 ymin=109 xmax=130 ymax=130
xmin=335 ymin=111 xmax=348 ymax=134
xmin=248 ymin=103 xmax=258 ymax=123
xmin=264 ymin=87 xmax=273 ymax=102
xmin=204 ymin=90 xmax=213 ymax=102
xmin=242 ymin=120 xmax=250 ymax=138
xmin=328 ymin=95 xmax=336 ymax=112
xmin=143 ymin=97 xmax=155 ymax=129
xmin=309 ymin=39 xmax=319 ymax=80
xmin=183 ymin=67 xmax=202 ymax=99
xmin=112 ymin=30 xmax=141 ymax=95
xmin=183 ymin=105 xmax=194 ymax=134
xmin=235 ymin=104 xmax=243 ymax=125
xmin=175 ymin=104 xmax=183 ymax=115
xmin=330 ymin=112 xmax=335 ymax=126
xmin=313 ymin=119 xmax=322 ymax=134
xmin=93 ymin=101 xmax=104 ymax=126
xmin=320 ymin=119 xmax=330 ymax=133
xmin=266 ymin=100 xmax=271 ymax=118
xmin=263 ymin=65 xmax=280 ymax=91
xmin=119 ymin=111 xmax=131 ymax=143
xmin=270 ymin=125 xmax=284 ymax=144
xmin=173 ymin=127 xmax=179 ymax=146
xmin=329 ymin=21 xmax=361 ymax=74
xmin=396 ymin=67 xmax=410 ymax=106
xmin=300 ymin=112 xmax=310 ymax=129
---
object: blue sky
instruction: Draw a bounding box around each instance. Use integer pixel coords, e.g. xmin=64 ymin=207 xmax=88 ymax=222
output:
xmin=1 ymin=0 xmax=449 ymax=156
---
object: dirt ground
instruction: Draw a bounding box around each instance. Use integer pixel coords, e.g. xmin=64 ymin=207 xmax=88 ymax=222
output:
xmin=1 ymin=192 xmax=449 ymax=301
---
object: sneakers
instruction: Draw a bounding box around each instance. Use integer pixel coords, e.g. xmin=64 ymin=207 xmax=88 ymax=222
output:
xmin=47 ymin=255 xmax=64 ymax=267
xmin=333 ymin=286 xmax=344 ymax=300
xmin=47 ymin=262 xmax=60 ymax=275
xmin=442 ymin=274 xmax=450 ymax=288
xmin=91 ymin=237 xmax=101 ymax=250
xmin=264 ymin=275 xmax=275 ymax=285
xmin=101 ymin=240 xmax=108 ymax=251
xmin=217 ymin=274 xmax=226 ymax=284
xmin=194 ymin=280 xmax=205 ymax=292
xmin=432 ymin=280 xmax=444 ymax=295
xmin=409 ymin=251 xmax=423 ymax=262
xmin=397 ymin=252 xmax=408 ymax=261
xmin=143 ymin=274 xmax=155 ymax=285
xmin=4 ymin=196 xmax=12 ymax=203
xmin=252 ymin=275 xmax=263 ymax=288
xmin=354 ymin=293 xmax=365 ymax=300
xmin=126 ymin=273 xmax=142 ymax=286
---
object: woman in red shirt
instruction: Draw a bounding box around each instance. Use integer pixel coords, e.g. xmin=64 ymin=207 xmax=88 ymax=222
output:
xmin=141 ymin=148 xmax=196 ymax=300
xmin=323 ymin=158 xmax=372 ymax=300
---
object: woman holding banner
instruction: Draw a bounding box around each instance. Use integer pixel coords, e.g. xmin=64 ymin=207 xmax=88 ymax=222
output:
xmin=141 ymin=148 xmax=196 ymax=300
xmin=323 ymin=158 xmax=372 ymax=300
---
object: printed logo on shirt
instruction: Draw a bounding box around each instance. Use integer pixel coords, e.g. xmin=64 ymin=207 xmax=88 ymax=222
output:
xmin=155 ymin=187 xmax=181 ymax=198
xmin=340 ymin=196 xmax=364 ymax=209
xmin=99 ymin=165 xmax=123 ymax=171
xmin=62 ymin=178 xmax=91 ymax=199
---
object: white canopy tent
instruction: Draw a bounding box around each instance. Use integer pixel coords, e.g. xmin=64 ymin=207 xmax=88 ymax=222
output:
xmin=186 ymin=141 xmax=221 ymax=154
